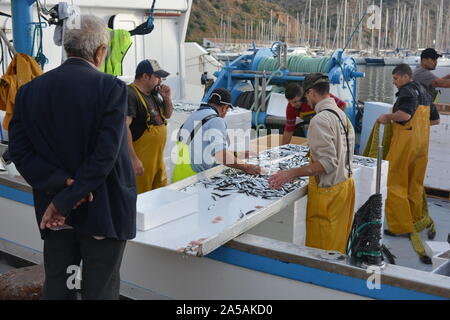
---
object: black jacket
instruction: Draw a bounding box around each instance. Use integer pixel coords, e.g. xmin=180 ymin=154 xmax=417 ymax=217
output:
xmin=394 ymin=81 xmax=440 ymax=125
xmin=8 ymin=58 xmax=137 ymax=240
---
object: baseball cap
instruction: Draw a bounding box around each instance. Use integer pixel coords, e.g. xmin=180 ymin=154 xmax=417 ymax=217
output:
xmin=208 ymin=88 xmax=234 ymax=108
xmin=302 ymin=73 xmax=330 ymax=97
xmin=421 ymin=48 xmax=442 ymax=60
xmin=135 ymin=59 xmax=170 ymax=78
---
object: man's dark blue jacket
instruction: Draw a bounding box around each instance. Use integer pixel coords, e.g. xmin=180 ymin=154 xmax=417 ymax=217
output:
xmin=8 ymin=58 xmax=137 ymax=240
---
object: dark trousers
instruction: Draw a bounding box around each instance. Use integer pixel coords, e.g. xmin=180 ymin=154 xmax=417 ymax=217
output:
xmin=42 ymin=229 xmax=126 ymax=300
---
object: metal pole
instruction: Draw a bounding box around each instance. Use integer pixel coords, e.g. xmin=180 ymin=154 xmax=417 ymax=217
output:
xmin=253 ymin=75 xmax=259 ymax=112
xmin=261 ymin=72 xmax=267 ymax=112
xmin=11 ymin=0 xmax=37 ymax=56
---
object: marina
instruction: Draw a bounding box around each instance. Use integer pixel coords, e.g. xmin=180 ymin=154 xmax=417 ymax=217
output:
xmin=0 ymin=0 xmax=449 ymax=301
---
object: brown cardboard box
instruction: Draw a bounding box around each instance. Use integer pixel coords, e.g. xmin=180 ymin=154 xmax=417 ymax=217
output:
xmin=249 ymin=134 xmax=307 ymax=153
xmin=435 ymin=104 xmax=450 ymax=115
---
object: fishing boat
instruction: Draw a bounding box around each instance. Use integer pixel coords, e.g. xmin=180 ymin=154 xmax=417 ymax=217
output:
xmin=0 ymin=0 xmax=449 ymax=300
xmin=365 ymin=57 xmax=385 ymax=66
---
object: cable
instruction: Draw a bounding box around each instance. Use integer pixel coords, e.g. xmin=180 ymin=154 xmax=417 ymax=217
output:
xmin=0 ymin=12 xmax=12 ymax=18
xmin=0 ymin=36 xmax=4 ymax=74
xmin=36 ymin=0 xmax=52 ymax=15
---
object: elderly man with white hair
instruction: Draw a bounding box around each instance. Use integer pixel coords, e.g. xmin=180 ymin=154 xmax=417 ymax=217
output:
xmin=8 ymin=15 xmax=136 ymax=300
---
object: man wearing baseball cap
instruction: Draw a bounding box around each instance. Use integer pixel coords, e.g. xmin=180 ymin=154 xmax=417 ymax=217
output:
xmin=172 ymin=88 xmax=263 ymax=182
xmin=126 ymin=59 xmax=173 ymax=194
xmin=413 ymin=48 xmax=450 ymax=105
xmin=269 ymin=73 xmax=356 ymax=254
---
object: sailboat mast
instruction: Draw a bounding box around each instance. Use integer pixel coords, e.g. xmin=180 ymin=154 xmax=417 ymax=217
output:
xmin=385 ymin=8 xmax=389 ymax=49
xmin=377 ymin=0 xmax=383 ymax=53
xmin=417 ymin=0 xmax=422 ymax=49
xmin=343 ymin=0 xmax=347 ymax=48
xmin=324 ymin=0 xmax=328 ymax=51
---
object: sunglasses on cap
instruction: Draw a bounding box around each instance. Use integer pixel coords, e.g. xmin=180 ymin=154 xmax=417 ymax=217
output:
xmin=210 ymin=93 xmax=234 ymax=108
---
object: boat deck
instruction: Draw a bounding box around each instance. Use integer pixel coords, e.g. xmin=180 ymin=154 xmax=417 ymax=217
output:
xmin=383 ymin=197 xmax=450 ymax=272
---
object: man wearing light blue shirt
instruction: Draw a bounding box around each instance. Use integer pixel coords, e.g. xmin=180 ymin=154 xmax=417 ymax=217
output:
xmin=172 ymin=88 xmax=262 ymax=182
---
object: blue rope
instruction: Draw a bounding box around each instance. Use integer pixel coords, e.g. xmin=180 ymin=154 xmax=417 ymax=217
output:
xmin=31 ymin=22 xmax=48 ymax=70
xmin=147 ymin=0 xmax=156 ymax=30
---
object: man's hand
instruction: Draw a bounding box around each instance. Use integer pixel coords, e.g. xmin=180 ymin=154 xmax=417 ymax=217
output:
xmin=159 ymin=84 xmax=171 ymax=100
xmin=131 ymin=157 xmax=144 ymax=176
xmin=269 ymin=170 xmax=296 ymax=189
xmin=66 ymin=178 xmax=94 ymax=209
xmin=235 ymin=150 xmax=257 ymax=159
xmin=40 ymin=202 xmax=65 ymax=230
xmin=243 ymin=164 xmax=266 ymax=176
xmin=377 ymin=114 xmax=391 ymax=124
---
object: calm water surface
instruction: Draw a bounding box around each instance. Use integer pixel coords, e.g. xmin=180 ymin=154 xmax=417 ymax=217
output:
xmin=356 ymin=65 xmax=396 ymax=104
xmin=357 ymin=65 xmax=450 ymax=104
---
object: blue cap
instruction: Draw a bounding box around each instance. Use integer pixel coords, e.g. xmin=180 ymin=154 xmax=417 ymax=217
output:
xmin=135 ymin=59 xmax=170 ymax=78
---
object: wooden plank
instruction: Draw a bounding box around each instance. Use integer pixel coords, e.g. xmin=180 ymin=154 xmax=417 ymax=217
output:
xmin=435 ymin=103 xmax=450 ymax=113
xmin=425 ymin=186 xmax=450 ymax=201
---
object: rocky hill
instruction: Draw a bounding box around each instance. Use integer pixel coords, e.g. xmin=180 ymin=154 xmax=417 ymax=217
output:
xmin=187 ymin=0 xmax=450 ymax=50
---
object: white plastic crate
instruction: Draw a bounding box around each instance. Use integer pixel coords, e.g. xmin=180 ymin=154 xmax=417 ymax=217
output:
xmin=136 ymin=188 xmax=199 ymax=231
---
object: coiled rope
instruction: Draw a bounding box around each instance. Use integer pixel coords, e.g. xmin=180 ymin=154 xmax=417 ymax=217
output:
xmin=257 ymin=55 xmax=331 ymax=74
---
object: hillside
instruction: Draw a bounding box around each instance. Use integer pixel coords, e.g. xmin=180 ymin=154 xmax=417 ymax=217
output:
xmin=187 ymin=0 xmax=290 ymax=44
xmin=187 ymin=0 xmax=450 ymax=50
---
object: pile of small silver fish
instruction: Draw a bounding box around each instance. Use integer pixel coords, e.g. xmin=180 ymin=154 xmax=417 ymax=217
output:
xmin=181 ymin=144 xmax=309 ymax=199
xmin=250 ymin=144 xmax=309 ymax=163
xmin=353 ymin=156 xmax=377 ymax=167
xmin=200 ymin=168 xmax=308 ymax=199
xmin=247 ymin=144 xmax=310 ymax=172
xmin=173 ymin=102 xmax=200 ymax=113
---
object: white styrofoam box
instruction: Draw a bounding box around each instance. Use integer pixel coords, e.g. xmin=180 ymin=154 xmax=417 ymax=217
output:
xmin=6 ymin=162 xmax=21 ymax=179
xmin=425 ymin=115 xmax=450 ymax=190
xmin=136 ymin=188 xmax=199 ymax=231
xmin=359 ymin=102 xmax=393 ymax=155
xmin=293 ymin=195 xmax=308 ymax=246
xmin=432 ymin=250 xmax=450 ymax=269
xmin=266 ymin=92 xmax=289 ymax=118
xmin=424 ymin=241 xmax=450 ymax=259
xmin=225 ymin=108 xmax=252 ymax=152
xmin=353 ymin=161 xmax=389 ymax=194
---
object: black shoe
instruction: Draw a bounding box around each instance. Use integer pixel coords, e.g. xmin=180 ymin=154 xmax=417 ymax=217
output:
xmin=419 ymin=255 xmax=432 ymax=265
xmin=428 ymin=229 xmax=436 ymax=240
xmin=384 ymin=229 xmax=410 ymax=238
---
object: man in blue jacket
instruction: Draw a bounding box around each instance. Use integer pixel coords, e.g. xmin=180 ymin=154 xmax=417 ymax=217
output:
xmin=8 ymin=15 xmax=136 ymax=300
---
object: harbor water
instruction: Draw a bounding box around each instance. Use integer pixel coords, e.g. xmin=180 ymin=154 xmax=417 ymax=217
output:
xmin=357 ymin=65 xmax=450 ymax=105
xmin=357 ymin=65 xmax=396 ymax=104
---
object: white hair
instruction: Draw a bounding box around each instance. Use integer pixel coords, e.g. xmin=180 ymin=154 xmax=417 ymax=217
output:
xmin=63 ymin=15 xmax=109 ymax=61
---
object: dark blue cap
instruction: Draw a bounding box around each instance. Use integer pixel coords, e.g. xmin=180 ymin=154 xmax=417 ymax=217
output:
xmin=135 ymin=59 xmax=170 ymax=78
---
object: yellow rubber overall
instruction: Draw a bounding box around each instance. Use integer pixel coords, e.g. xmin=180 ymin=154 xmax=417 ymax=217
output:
xmin=306 ymin=174 xmax=356 ymax=254
xmin=133 ymin=124 xmax=168 ymax=194
xmin=385 ymin=105 xmax=430 ymax=234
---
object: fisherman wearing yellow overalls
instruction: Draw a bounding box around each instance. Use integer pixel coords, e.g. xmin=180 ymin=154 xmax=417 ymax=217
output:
xmin=269 ymin=74 xmax=356 ymax=254
xmin=378 ymin=64 xmax=440 ymax=264
xmin=126 ymin=59 xmax=173 ymax=194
